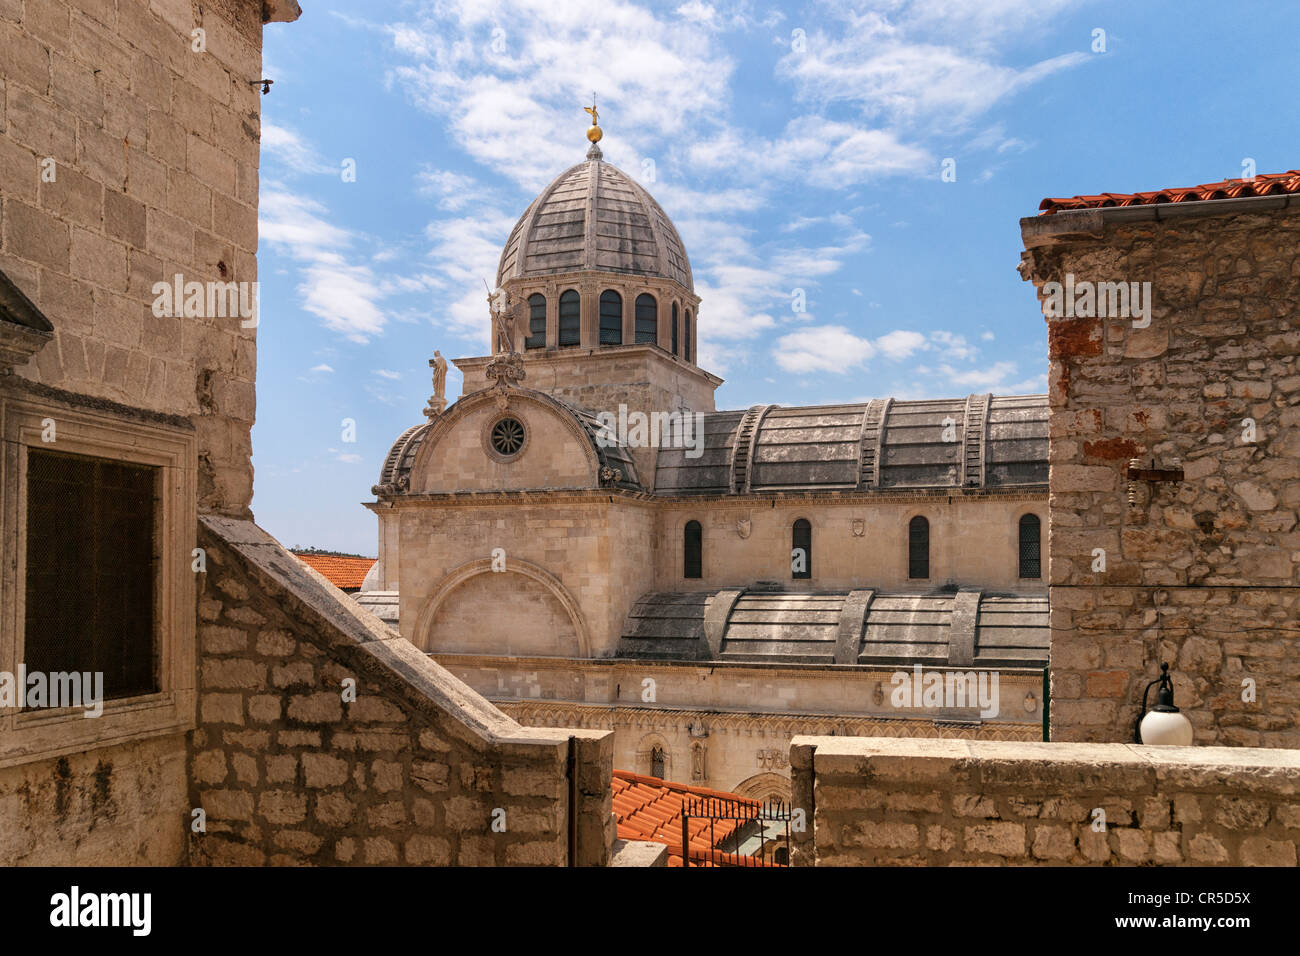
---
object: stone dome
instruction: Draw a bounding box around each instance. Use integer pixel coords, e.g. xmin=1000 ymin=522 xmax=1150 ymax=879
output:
xmin=496 ymin=148 xmax=693 ymax=291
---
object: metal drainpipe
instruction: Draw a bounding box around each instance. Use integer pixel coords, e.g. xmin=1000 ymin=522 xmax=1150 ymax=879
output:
xmin=567 ymin=737 xmax=578 ymax=867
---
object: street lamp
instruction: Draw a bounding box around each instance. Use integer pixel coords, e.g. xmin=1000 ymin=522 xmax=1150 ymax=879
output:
xmin=1133 ymin=662 xmax=1194 ymax=745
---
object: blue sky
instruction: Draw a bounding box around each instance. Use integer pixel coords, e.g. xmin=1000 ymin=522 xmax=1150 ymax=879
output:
xmin=252 ymin=0 xmax=1297 ymax=555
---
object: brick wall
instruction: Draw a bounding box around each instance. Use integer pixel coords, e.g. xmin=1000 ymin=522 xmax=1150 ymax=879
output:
xmin=194 ymin=515 xmax=614 ymax=866
xmin=791 ymin=736 xmax=1300 ymax=866
xmin=1020 ymin=204 xmax=1300 ymax=746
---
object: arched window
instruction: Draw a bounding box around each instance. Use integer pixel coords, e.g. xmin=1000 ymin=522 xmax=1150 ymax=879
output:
xmin=792 ymin=518 xmax=811 ymax=580
xmin=650 ymin=746 xmax=665 ymax=779
xmin=908 ymin=516 xmax=929 ymax=579
xmin=599 ymin=290 xmax=622 ymax=345
xmin=1019 ymin=513 xmax=1041 ymax=579
xmin=684 ymin=309 xmax=692 ymax=362
xmin=671 ymin=302 xmax=679 ymax=355
xmin=684 ymin=520 xmax=702 ymax=578
xmin=558 ymin=289 xmax=580 ymax=347
xmin=635 ymin=293 xmax=657 ymax=345
xmin=525 ymin=293 xmax=546 ymax=349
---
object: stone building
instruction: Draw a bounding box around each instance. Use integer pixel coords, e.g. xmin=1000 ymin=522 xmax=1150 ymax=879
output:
xmin=1020 ymin=170 xmax=1300 ymax=748
xmin=1 ymin=0 xmax=613 ymax=867
xmin=365 ymin=125 xmax=1053 ymax=800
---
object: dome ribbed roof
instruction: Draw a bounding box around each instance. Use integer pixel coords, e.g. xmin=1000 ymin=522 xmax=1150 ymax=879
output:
xmin=496 ymin=154 xmax=693 ymax=291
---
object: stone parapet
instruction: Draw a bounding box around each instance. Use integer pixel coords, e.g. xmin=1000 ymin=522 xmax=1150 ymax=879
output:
xmin=192 ymin=515 xmax=613 ymax=866
xmin=790 ymin=736 xmax=1300 ymax=866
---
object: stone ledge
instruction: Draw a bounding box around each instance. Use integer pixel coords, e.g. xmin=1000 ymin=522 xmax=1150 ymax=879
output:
xmin=793 ymin=735 xmax=1300 ymax=782
xmin=610 ymin=839 xmax=669 ymax=867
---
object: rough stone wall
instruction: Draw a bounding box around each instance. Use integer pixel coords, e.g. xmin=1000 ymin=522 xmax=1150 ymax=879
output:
xmin=653 ymin=495 xmax=1047 ymax=593
xmin=790 ymin=736 xmax=1300 ymax=866
xmin=1022 ymin=207 xmax=1300 ymax=746
xmin=194 ymin=516 xmax=615 ymax=866
xmin=0 ymin=0 xmax=263 ymax=516
xmin=0 ymin=735 xmax=189 ymax=865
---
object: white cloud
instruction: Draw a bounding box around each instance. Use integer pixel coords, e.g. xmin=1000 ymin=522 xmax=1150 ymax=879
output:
xmin=374 ymin=369 xmax=402 ymax=380
xmin=937 ymin=360 xmax=1019 ymax=389
xmin=417 ymin=167 xmax=483 ymax=210
xmin=929 ymin=330 xmax=977 ymax=361
xmin=261 ymin=122 xmax=337 ymax=175
xmin=260 ymin=188 xmax=389 ymax=342
xmin=875 ymin=329 xmax=927 ymax=360
xmin=775 ymin=325 xmax=876 ymax=373
xmin=310 ymin=363 xmax=334 ymax=373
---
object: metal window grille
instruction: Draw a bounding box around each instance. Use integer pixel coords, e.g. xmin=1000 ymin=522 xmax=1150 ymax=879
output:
xmin=634 ymin=294 xmax=657 ymax=345
xmin=1019 ymin=513 xmax=1041 ymax=578
xmin=23 ymin=448 xmax=159 ymax=702
xmin=684 ymin=520 xmax=702 ymax=579
xmin=525 ymin=294 xmax=546 ymax=349
xmin=792 ymin=519 xmax=811 ymax=580
xmin=599 ymin=290 xmax=622 ymax=345
xmin=558 ymin=290 xmax=580 ymax=346
xmin=908 ymin=515 xmax=929 ymax=579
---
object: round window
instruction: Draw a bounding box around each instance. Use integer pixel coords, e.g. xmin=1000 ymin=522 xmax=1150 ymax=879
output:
xmin=489 ymin=417 xmax=526 ymax=457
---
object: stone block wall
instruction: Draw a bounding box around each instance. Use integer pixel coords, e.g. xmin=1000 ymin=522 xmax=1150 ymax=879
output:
xmin=194 ymin=515 xmax=615 ymax=866
xmin=790 ymin=736 xmax=1300 ymax=866
xmin=1020 ymin=203 xmax=1300 ymax=746
xmin=0 ymin=0 xmax=267 ymax=516
xmin=0 ymin=734 xmax=189 ymax=864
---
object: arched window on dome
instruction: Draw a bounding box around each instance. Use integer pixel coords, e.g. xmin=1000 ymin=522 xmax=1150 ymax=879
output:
xmin=599 ymin=290 xmax=622 ymax=346
xmin=1019 ymin=513 xmax=1041 ymax=579
xmin=908 ymin=516 xmax=929 ymax=579
xmin=558 ymin=289 xmax=580 ymax=347
xmin=792 ymin=518 xmax=811 ymax=580
xmin=671 ymin=302 xmax=679 ymax=356
xmin=684 ymin=520 xmax=702 ymax=579
xmin=684 ymin=309 xmax=692 ymax=362
xmin=635 ymin=293 xmax=657 ymax=345
xmin=525 ymin=293 xmax=546 ymax=350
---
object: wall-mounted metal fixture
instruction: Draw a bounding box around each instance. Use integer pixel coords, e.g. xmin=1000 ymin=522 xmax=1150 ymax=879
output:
xmin=251 ymin=79 xmax=274 ymax=95
xmin=1134 ymin=661 xmax=1194 ymax=746
xmin=1125 ymin=458 xmax=1184 ymax=484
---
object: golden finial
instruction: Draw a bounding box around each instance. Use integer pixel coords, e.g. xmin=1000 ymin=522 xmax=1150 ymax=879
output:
xmin=583 ymin=102 xmax=603 ymax=144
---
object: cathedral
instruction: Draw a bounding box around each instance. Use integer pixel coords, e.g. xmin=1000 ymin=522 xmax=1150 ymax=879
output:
xmin=360 ymin=115 xmax=1051 ymax=799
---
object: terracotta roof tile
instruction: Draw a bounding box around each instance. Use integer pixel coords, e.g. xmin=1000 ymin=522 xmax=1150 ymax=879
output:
xmin=611 ymin=770 xmax=785 ymax=867
xmin=1038 ymin=169 xmax=1300 ymax=215
xmin=292 ymin=552 xmax=376 ymax=590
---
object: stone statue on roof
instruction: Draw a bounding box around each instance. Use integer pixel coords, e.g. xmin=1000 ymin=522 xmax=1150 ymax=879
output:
xmin=424 ymin=350 xmax=448 ymax=419
xmin=489 ymin=286 xmax=514 ymax=355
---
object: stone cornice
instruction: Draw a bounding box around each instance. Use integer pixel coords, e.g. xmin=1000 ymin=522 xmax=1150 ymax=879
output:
xmin=367 ymin=485 xmax=1047 ymax=509
xmin=454 ymin=340 xmax=721 ymax=387
xmin=435 ymin=651 xmax=1048 ymax=680
xmin=496 ymin=699 xmax=1041 ymax=740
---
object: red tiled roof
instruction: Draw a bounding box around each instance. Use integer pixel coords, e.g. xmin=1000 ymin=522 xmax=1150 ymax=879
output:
xmin=292 ymin=552 xmax=376 ymax=590
xmin=1038 ymin=169 xmax=1300 ymax=215
xmin=612 ymin=770 xmax=782 ymax=867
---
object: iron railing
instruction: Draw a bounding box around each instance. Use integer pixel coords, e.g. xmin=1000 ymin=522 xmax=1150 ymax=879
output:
xmin=680 ymin=795 xmax=792 ymax=867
